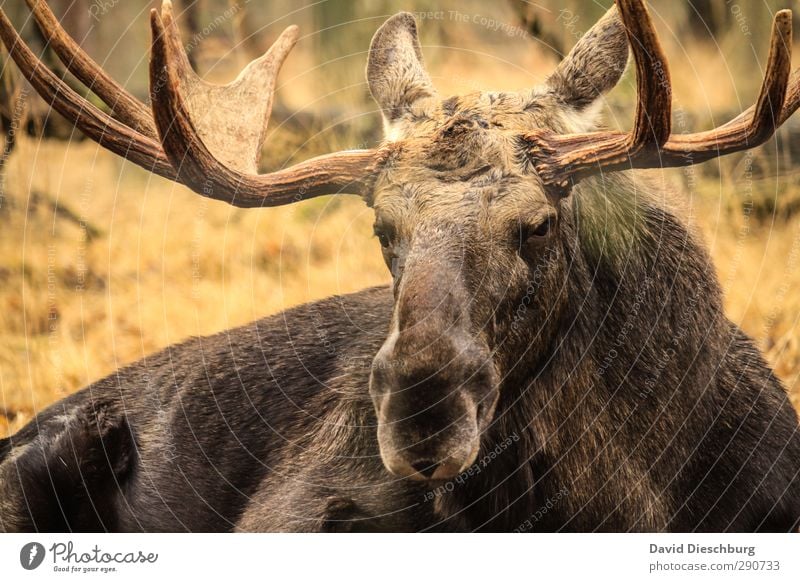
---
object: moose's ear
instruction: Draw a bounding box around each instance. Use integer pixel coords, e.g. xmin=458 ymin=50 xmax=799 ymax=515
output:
xmin=367 ymin=12 xmax=437 ymax=127
xmin=547 ymin=6 xmax=629 ymax=110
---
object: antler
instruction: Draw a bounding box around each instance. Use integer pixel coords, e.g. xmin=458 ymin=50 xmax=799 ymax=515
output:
xmin=0 ymin=0 xmax=386 ymax=207
xmin=526 ymin=0 xmax=800 ymax=190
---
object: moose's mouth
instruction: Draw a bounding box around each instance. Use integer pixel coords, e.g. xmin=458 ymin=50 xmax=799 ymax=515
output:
xmin=381 ymin=442 xmax=483 ymax=482
xmin=369 ymin=334 xmax=500 ymax=482
xmin=375 ymin=414 xmax=485 ymax=482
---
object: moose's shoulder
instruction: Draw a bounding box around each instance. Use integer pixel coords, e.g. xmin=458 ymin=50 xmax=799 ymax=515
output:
xmin=254 ymin=284 xmax=394 ymax=340
xmin=105 ymin=285 xmax=394 ymax=399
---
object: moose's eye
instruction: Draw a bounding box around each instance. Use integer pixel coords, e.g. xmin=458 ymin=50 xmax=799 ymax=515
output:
xmin=373 ymin=224 xmax=393 ymax=249
xmin=530 ymin=219 xmax=551 ymax=238
xmin=520 ymin=216 xmax=554 ymax=246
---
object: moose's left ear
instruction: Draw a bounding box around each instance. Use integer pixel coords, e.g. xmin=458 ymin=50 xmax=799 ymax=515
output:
xmin=547 ymin=6 xmax=629 ymax=110
xmin=367 ymin=12 xmax=437 ymax=127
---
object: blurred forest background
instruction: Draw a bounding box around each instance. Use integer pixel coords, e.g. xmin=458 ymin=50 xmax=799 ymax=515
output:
xmin=1 ymin=0 xmax=800 ymax=436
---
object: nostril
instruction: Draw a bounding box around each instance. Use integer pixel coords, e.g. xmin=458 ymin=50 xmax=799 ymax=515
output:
xmin=410 ymin=460 xmax=439 ymax=479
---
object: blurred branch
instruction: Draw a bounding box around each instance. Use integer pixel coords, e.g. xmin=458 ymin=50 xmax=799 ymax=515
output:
xmin=30 ymin=189 xmax=102 ymax=240
xmin=174 ymin=0 xmax=202 ymax=68
xmin=228 ymin=0 xmax=261 ymax=62
xmin=1 ymin=44 xmax=27 ymax=165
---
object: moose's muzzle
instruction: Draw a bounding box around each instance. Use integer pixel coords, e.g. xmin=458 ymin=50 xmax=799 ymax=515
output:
xmin=369 ymin=258 xmax=499 ymax=481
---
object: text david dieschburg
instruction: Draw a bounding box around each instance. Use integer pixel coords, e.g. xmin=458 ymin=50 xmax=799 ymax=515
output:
xmin=650 ymin=543 xmax=755 ymax=558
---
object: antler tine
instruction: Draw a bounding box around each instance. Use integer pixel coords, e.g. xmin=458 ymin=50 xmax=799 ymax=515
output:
xmin=24 ymin=0 xmax=156 ymax=138
xmin=664 ymin=10 xmax=793 ymax=162
xmin=526 ymin=0 xmax=798 ymax=187
xmin=526 ymin=0 xmax=671 ymax=187
xmin=0 ymin=7 xmax=175 ymax=179
xmin=619 ymin=0 xmax=671 ymax=149
xmin=156 ymin=0 xmax=299 ymax=175
xmin=750 ymin=10 xmax=793 ymax=138
xmin=149 ymin=3 xmax=385 ymax=207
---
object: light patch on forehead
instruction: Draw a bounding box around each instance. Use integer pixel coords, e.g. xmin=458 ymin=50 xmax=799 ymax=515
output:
xmin=559 ymin=99 xmax=604 ymax=133
xmin=527 ymin=84 xmax=605 ymax=133
xmin=384 ymin=121 xmax=404 ymax=142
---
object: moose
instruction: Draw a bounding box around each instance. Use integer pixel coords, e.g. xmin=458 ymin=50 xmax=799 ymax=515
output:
xmin=1 ymin=0 xmax=799 ymax=532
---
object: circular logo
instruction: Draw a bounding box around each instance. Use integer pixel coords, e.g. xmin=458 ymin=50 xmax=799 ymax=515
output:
xmin=20 ymin=542 xmax=46 ymax=570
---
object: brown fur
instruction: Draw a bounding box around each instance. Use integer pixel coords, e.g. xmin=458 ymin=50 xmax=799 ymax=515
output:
xmin=2 ymin=7 xmax=798 ymax=532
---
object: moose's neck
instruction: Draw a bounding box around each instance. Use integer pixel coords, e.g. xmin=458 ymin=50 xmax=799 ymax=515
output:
xmin=433 ymin=173 xmax=731 ymax=531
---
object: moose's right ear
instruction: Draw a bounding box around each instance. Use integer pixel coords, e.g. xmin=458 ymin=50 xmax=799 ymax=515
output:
xmin=546 ymin=6 xmax=629 ymax=110
xmin=367 ymin=12 xmax=437 ymax=129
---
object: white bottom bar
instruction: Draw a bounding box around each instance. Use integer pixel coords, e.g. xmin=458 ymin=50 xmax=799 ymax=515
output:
xmin=2 ymin=533 xmax=798 ymax=581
